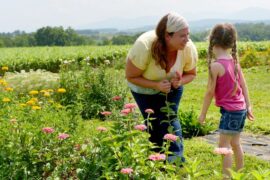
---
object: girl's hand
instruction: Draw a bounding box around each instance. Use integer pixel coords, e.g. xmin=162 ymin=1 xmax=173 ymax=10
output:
xmin=198 ymin=114 xmax=206 ymax=125
xmin=157 ymin=79 xmax=171 ymax=93
xmin=247 ymin=106 xmax=254 ymax=121
xmin=171 ymin=71 xmax=182 ymax=89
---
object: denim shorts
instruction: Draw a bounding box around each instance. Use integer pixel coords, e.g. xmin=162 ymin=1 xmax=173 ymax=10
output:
xmin=219 ymin=108 xmax=247 ymax=134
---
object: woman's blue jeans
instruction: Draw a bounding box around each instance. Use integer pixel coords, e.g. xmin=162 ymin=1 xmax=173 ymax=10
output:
xmin=131 ymin=86 xmax=185 ymax=162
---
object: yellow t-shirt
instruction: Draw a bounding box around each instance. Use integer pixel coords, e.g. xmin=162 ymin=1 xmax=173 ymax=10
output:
xmin=127 ymin=30 xmax=198 ymax=94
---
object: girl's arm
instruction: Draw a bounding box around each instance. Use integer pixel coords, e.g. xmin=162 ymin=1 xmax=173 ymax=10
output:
xmin=198 ymin=63 xmax=220 ymax=124
xmin=239 ymin=67 xmax=254 ymax=121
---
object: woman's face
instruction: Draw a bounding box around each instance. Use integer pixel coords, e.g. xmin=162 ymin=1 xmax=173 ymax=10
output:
xmin=166 ymin=28 xmax=189 ymax=51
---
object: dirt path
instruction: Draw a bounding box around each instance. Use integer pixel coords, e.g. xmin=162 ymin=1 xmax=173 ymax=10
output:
xmin=200 ymin=131 xmax=270 ymax=161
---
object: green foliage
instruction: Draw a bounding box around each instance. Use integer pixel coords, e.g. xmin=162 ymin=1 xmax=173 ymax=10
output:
xmin=179 ymin=108 xmax=214 ymax=138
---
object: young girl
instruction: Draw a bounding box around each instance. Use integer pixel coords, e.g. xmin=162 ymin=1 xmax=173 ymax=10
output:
xmin=198 ymin=23 xmax=254 ymax=178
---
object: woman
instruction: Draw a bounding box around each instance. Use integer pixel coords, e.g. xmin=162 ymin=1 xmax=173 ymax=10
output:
xmin=125 ymin=12 xmax=198 ymax=163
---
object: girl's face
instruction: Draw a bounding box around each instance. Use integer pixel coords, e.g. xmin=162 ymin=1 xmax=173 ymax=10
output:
xmin=166 ymin=28 xmax=189 ymax=51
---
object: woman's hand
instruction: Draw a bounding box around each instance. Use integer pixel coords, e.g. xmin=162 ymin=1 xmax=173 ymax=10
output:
xmin=157 ymin=80 xmax=171 ymax=93
xmin=171 ymin=71 xmax=182 ymax=89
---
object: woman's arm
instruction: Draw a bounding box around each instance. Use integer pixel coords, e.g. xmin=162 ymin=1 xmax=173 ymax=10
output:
xmin=125 ymin=58 xmax=171 ymax=93
xmin=239 ymin=68 xmax=254 ymax=121
xmin=198 ymin=63 xmax=219 ymax=124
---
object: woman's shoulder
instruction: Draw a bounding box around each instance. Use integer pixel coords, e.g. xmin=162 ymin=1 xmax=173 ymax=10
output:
xmin=135 ymin=30 xmax=156 ymax=47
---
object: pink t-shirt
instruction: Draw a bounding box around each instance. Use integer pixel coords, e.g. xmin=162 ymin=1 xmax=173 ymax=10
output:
xmin=215 ymin=59 xmax=246 ymax=111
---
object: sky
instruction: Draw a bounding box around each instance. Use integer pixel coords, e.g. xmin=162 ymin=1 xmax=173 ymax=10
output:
xmin=1 ymin=0 xmax=270 ymax=32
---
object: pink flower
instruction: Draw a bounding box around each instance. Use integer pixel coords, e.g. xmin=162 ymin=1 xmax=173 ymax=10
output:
xmin=42 ymin=127 xmax=55 ymax=134
xmin=97 ymin=126 xmax=108 ymax=132
xmin=145 ymin=108 xmax=154 ymax=114
xmin=112 ymin=96 xmax=121 ymax=101
xmin=163 ymin=134 xmax=178 ymax=142
xmin=100 ymin=111 xmax=112 ymax=116
xmin=121 ymin=108 xmax=132 ymax=116
xmin=124 ymin=103 xmax=137 ymax=109
xmin=134 ymin=124 xmax=147 ymax=131
xmin=120 ymin=168 xmax=133 ymax=174
xmin=214 ymin=147 xmax=234 ymax=155
xmin=58 ymin=133 xmax=70 ymax=140
xmin=148 ymin=153 xmax=166 ymax=161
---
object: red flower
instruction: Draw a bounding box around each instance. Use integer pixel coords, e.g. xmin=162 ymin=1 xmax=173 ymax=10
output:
xmin=112 ymin=96 xmax=121 ymax=101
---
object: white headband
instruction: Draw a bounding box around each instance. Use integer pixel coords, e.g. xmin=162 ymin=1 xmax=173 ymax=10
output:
xmin=166 ymin=12 xmax=189 ymax=33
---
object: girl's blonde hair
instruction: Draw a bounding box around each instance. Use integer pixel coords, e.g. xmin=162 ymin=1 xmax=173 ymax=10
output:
xmin=208 ymin=23 xmax=239 ymax=95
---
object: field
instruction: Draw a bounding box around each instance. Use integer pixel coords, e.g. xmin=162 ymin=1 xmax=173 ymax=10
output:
xmin=0 ymin=42 xmax=269 ymax=179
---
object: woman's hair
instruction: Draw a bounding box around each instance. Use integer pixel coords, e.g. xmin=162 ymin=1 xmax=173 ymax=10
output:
xmin=208 ymin=23 xmax=239 ymax=95
xmin=151 ymin=14 xmax=173 ymax=69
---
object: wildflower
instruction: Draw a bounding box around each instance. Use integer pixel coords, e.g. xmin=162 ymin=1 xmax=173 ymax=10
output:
xmin=124 ymin=103 xmax=137 ymax=109
xmin=112 ymin=96 xmax=121 ymax=101
xmin=10 ymin=118 xmax=17 ymax=124
xmin=29 ymin=90 xmax=39 ymax=95
xmin=145 ymin=108 xmax=154 ymax=114
xmin=97 ymin=126 xmax=108 ymax=132
xmin=120 ymin=168 xmax=133 ymax=175
xmin=43 ymin=92 xmax=50 ymax=97
xmin=74 ymin=144 xmax=81 ymax=151
xmin=134 ymin=124 xmax=147 ymax=131
xmin=19 ymin=103 xmax=27 ymax=107
xmin=2 ymin=97 xmax=11 ymax=102
xmin=26 ymin=100 xmax=35 ymax=106
xmin=164 ymin=134 xmax=178 ymax=142
xmin=148 ymin=153 xmax=166 ymax=161
xmin=214 ymin=147 xmax=233 ymax=155
xmin=57 ymin=88 xmax=66 ymax=93
xmin=58 ymin=133 xmax=69 ymax=140
xmin=32 ymin=106 xmax=41 ymax=110
xmin=100 ymin=111 xmax=112 ymax=116
xmin=42 ymin=127 xmax=54 ymax=134
xmin=1 ymin=66 xmax=8 ymax=71
xmin=5 ymin=87 xmax=13 ymax=92
xmin=30 ymin=98 xmax=38 ymax=102
xmin=121 ymin=108 xmax=131 ymax=116
xmin=104 ymin=60 xmax=110 ymax=65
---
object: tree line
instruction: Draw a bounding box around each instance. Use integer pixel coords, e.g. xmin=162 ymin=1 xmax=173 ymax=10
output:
xmin=0 ymin=23 xmax=269 ymax=47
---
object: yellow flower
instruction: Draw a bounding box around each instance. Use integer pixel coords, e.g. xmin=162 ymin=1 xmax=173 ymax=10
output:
xmin=29 ymin=90 xmax=39 ymax=95
xmin=30 ymin=98 xmax=38 ymax=102
xmin=43 ymin=92 xmax=50 ymax=97
xmin=2 ymin=97 xmax=11 ymax=102
xmin=1 ymin=66 xmax=8 ymax=71
xmin=32 ymin=106 xmax=41 ymax=110
xmin=20 ymin=103 xmax=27 ymax=107
xmin=40 ymin=90 xmax=46 ymax=93
xmin=5 ymin=87 xmax=13 ymax=92
xmin=0 ymin=79 xmax=5 ymax=85
xmin=2 ymin=82 xmax=8 ymax=87
xmin=47 ymin=89 xmax=54 ymax=92
xmin=57 ymin=88 xmax=66 ymax=93
xmin=26 ymin=100 xmax=35 ymax=106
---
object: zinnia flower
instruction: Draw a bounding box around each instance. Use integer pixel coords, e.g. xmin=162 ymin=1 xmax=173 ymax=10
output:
xmin=42 ymin=127 xmax=54 ymax=134
xmin=57 ymin=88 xmax=66 ymax=93
xmin=120 ymin=168 xmax=133 ymax=174
xmin=5 ymin=87 xmax=13 ymax=92
xmin=134 ymin=124 xmax=147 ymax=131
xmin=58 ymin=133 xmax=69 ymax=140
xmin=163 ymin=134 xmax=178 ymax=142
xmin=124 ymin=103 xmax=137 ymax=109
xmin=97 ymin=126 xmax=108 ymax=132
xmin=120 ymin=108 xmax=131 ymax=116
xmin=145 ymin=108 xmax=154 ymax=114
xmin=148 ymin=153 xmax=166 ymax=161
xmin=112 ymin=96 xmax=121 ymax=101
xmin=32 ymin=106 xmax=41 ymax=110
xmin=100 ymin=111 xmax=112 ymax=116
xmin=214 ymin=147 xmax=233 ymax=155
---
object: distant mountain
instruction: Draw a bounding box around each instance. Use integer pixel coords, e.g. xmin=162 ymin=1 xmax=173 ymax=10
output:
xmin=78 ymin=7 xmax=270 ymax=32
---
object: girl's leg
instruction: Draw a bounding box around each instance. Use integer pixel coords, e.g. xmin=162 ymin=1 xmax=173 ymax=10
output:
xmin=219 ymin=133 xmax=233 ymax=178
xmin=230 ymin=133 xmax=243 ymax=171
